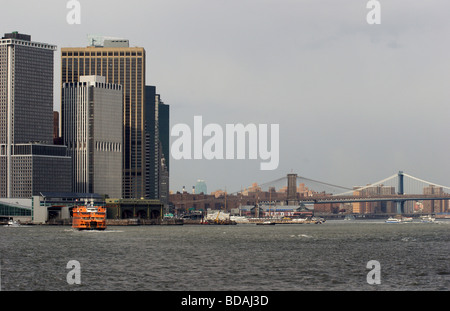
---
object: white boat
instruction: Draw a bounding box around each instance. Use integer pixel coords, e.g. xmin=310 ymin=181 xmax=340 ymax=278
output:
xmin=230 ymin=216 xmax=250 ymax=223
xmin=420 ymin=215 xmax=436 ymax=223
xmin=344 ymin=214 xmax=356 ymax=221
xmin=256 ymin=221 xmax=276 ymax=225
xmin=402 ymin=217 xmax=413 ymax=222
xmin=4 ymin=220 xmax=20 ymax=227
xmin=291 ymin=218 xmax=307 ymax=223
xmin=386 ymin=217 xmax=401 ymax=223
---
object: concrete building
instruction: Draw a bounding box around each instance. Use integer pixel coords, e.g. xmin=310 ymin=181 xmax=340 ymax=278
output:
xmin=0 ymin=32 xmax=71 ymax=198
xmin=8 ymin=144 xmax=72 ymax=198
xmin=423 ymin=185 xmax=449 ymax=214
xmin=61 ymin=38 xmax=146 ymax=199
xmin=352 ymin=185 xmax=396 ymax=214
xmin=62 ymin=76 xmax=123 ymax=198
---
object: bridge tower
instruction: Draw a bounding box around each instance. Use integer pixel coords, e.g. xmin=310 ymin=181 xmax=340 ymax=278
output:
xmin=397 ymin=171 xmax=405 ymax=214
xmin=287 ymin=173 xmax=298 ymax=206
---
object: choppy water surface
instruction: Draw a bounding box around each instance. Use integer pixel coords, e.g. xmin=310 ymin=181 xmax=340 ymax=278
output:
xmin=0 ymin=220 xmax=449 ymax=291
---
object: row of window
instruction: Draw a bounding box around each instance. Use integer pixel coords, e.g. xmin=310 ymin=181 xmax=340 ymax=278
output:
xmin=62 ymin=51 xmax=143 ymax=57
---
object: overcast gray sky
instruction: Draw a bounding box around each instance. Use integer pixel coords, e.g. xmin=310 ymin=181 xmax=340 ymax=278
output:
xmin=2 ymin=0 xmax=450 ymax=194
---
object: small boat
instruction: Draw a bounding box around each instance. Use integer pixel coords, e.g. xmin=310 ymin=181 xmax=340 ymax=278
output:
xmin=72 ymin=200 xmax=107 ymax=230
xmin=4 ymin=219 xmax=20 ymax=227
xmin=257 ymin=221 xmax=276 ymax=225
xmin=402 ymin=217 xmax=413 ymax=223
xmin=420 ymin=215 xmax=436 ymax=223
xmin=311 ymin=217 xmax=326 ymax=224
xmin=386 ymin=217 xmax=401 ymax=223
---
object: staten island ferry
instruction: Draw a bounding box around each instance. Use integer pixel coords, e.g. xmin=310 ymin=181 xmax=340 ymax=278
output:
xmin=72 ymin=200 xmax=107 ymax=230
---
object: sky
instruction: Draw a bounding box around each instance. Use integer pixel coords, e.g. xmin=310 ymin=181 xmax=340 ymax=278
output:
xmin=2 ymin=0 xmax=450 ymax=194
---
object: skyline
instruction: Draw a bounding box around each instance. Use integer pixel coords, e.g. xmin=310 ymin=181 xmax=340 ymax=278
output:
xmin=1 ymin=1 xmax=449 ymax=194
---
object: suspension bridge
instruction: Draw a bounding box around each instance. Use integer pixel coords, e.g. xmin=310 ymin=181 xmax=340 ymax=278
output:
xmin=200 ymin=171 xmax=450 ymax=214
xmin=240 ymin=171 xmax=450 ymax=214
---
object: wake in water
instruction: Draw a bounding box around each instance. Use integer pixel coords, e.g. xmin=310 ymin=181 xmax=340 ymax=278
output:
xmin=64 ymin=228 xmax=124 ymax=233
xmin=290 ymin=234 xmax=313 ymax=239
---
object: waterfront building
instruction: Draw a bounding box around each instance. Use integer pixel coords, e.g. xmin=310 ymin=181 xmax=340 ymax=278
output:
xmin=352 ymin=185 xmax=396 ymax=214
xmin=62 ymin=76 xmax=123 ymax=198
xmin=6 ymin=144 xmax=72 ymax=198
xmin=61 ymin=37 xmax=146 ymax=199
xmin=0 ymin=32 xmax=71 ymax=198
xmin=423 ymin=185 xmax=449 ymax=214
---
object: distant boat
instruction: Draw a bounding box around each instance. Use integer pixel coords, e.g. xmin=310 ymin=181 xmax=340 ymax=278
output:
xmin=230 ymin=216 xmax=250 ymax=223
xmin=4 ymin=219 xmax=20 ymax=227
xmin=402 ymin=217 xmax=413 ymax=223
xmin=420 ymin=215 xmax=436 ymax=223
xmin=386 ymin=217 xmax=401 ymax=223
xmin=256 ymin=221 xmax=276 ymax=225
xmin=344 ymin=215 xmax=356 ymax=221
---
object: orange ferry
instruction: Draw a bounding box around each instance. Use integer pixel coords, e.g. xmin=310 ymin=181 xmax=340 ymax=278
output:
xmin=72 ymin=200 xmax=107 ymax=230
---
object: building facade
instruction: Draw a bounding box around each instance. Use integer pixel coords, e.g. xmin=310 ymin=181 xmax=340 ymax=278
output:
xmin=62 ymin=76 xmax=123 ymax=198
xmin=144 ymin=86 xmax=169 ymax=204
xmin=61 ymin=39 xmax=146 ymax=199
xmin=0 ymin=32 xmax=71 ymax=198
xmin=423 ymin=185 xmax=449 ymax=214
xmin=9 ymin=144 xmax=72 ymax=198
xmin=352 ymin=185 xmax=396 ymax=214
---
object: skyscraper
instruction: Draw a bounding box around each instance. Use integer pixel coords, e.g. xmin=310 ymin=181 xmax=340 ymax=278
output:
xmin=195 ymin=180 xmax=207 ymax=195
xmin=0 ymin=32 xmax=72 ymax=198
xmin=61 ymin=38 xmax=146 ymax=199
xmin=144 ymin=86 xmax=170 ymax=203
xmin=62 ymin=76 xmax=123 ymax=198
xmin=144 ymin=86 xmax=159 ymax=200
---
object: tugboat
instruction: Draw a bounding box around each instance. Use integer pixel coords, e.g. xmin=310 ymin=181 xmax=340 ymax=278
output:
xmin=72 ymin=200 xmax=107 ymax=230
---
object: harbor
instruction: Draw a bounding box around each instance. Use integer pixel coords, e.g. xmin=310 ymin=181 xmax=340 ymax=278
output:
xmin=1 ymin=219 xmax=449 ymax=291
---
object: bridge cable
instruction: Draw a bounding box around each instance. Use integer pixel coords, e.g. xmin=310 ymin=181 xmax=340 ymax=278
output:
xmin=402 ymin=173 xmax=450 ymax=192
xmin=334 ymin=174 xmax=398 ymax=196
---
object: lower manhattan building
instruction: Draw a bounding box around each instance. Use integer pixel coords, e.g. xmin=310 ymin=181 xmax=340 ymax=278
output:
xmin=6 ymin=144 xmax=72 ymax=198
xmin=61 ymin=37 xmax=146 ymax=199
xmin=144 ymin=86 xmax=169 ymax=204
xmin=0 ymin=32 xmax=71 ymax=198
xmin=62 ymin=76 xmax=123 ymax=198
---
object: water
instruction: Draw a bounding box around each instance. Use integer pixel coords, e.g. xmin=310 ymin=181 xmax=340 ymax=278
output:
xmin=0 ymin=220 xmax=449 ymax=291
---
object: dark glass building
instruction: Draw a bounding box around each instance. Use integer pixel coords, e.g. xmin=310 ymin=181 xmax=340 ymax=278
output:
xmin=144 ymin=86 xmax=169 ymax=203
